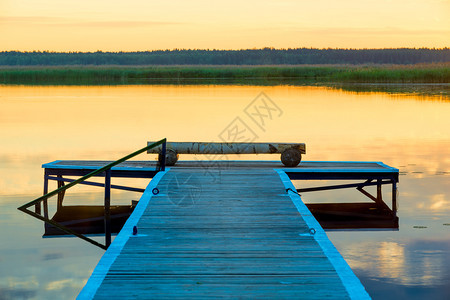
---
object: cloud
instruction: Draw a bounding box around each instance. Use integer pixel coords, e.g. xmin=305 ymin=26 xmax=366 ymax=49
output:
xmin=42 ymin=252 xmax=64 ymax=261
xmin=64 ymin=21 xmax=182 ymax=27
xmin=45 ymin=278 xmax=86 ymax=291
xmin=0 ymin=277 xmax=38 ymax=299
xmin=289 ymin=27 xmax=450 ymax=36
xmin=45 ymin=279 xmax=73 ymax=291
xmin=0 ymin=16 xmax=182 ymax=27
xmin=429 ymin=194 xmax=449 ymax=210
xmin=0 ymin=16 xmax=64 ymax=23
xmin=241 ymin=23 xmax=449 ymax=36
xmin=0 ymin=287 xmax=37 ymax=299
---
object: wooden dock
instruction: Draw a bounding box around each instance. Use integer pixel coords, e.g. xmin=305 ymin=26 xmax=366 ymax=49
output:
xmin=72 ymin=161 xmax=393 ymax=299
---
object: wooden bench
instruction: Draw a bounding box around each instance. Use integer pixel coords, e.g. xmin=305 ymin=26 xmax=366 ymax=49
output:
xmin=147 ymin=142 xmax=306 ymax=167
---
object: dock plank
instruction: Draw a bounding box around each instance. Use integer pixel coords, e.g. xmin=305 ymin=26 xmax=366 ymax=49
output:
xmin=79 ymin=168 xmax=370 ymax=299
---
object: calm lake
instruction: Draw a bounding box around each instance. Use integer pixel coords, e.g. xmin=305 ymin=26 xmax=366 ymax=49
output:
xmin=1 ymin=84 xmax=449 ymax=299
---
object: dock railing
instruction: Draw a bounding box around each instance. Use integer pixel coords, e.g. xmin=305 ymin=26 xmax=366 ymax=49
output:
xmin=18 ymin=138 xmax=167 ymax=250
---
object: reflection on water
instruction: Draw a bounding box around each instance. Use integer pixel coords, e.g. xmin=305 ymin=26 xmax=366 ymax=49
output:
xmin=342 ymin=240 xmax=450 ymax=286
xmin=331 ymin=83 xmax=450 ymax=97
xmin=0 ymin=85 xmax=449 ymax=299
xmin=330 ymin=235 xmax=450 ymax=299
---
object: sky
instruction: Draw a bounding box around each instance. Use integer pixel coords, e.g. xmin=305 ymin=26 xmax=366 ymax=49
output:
xmin=0 ymin=0 xmax=449 ymax=51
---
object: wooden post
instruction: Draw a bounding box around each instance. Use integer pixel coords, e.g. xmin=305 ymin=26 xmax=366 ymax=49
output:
xmin=392 ymin=180 xmax=397 ymax=216
xmin=36 ymin=170 xmax=47 ymax=214
xmin=104 ymin=169 xmax=112 ymax=248
xmin=160 ymin=142 xmax=167 ymax=171
xmin=34 ymin=201 xmax=41 ymax=214
xmin=43 ymin=169 xmax=49 ymax=219
xmin=57 ymin=174 xmax=65 ymax=210
xmin=377 ymin=179 xmax=383 ymax=202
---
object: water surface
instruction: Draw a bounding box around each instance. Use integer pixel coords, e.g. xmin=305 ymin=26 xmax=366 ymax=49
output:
xmin=0 ymin=85 xmax=449 ymax=299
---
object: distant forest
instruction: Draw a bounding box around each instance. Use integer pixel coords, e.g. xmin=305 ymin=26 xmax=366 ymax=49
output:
xmin=1 ymin=48 xmax=449 ymax=66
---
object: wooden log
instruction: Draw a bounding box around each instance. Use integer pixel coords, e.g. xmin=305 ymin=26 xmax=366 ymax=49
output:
xmin=158 ymin=148 xmax=178 ymax=166
xmin=147 ymin=142 xmax=306 ymax=167
xmin=281 ymin=148 xmax=302 ymax=167
xmin=147 ymin=142 xmax=306 ymax=155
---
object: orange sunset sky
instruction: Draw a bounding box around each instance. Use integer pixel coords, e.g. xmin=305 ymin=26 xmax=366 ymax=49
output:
xmin=1 ymin=0 xmax=449 ymax=51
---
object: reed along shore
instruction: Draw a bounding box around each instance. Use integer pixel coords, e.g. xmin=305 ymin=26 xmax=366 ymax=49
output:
xmin=0 ymin=64 xmax=448 ymax=85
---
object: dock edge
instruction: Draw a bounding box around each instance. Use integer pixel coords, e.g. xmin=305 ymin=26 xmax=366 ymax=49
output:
xmin=77 ymin=170 xmax=168 ymax=300
xmin=276 ymin=169 xmax=371 ymax=300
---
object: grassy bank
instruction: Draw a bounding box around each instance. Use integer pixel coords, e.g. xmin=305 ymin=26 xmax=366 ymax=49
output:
xmin=0 ymin=64 xmax=448 ymax=85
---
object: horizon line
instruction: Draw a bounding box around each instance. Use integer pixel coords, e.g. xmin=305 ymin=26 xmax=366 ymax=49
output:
xmin=1 ymin=47 xmax=450 ymax=53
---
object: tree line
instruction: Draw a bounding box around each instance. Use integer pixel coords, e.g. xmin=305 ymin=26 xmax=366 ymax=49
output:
xmin=0 ymin=48 xmax=448 ymax=66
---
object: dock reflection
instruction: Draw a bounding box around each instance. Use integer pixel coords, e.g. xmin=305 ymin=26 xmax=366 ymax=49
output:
xmin=44 ymin=204 xmax=135 ymax=236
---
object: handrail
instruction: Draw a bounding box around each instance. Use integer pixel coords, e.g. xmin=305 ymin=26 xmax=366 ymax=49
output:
xmin=18 ymin=138 xmax=167 ymax=249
